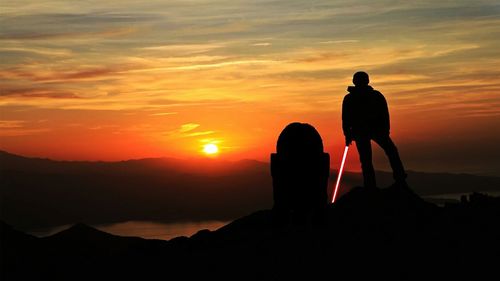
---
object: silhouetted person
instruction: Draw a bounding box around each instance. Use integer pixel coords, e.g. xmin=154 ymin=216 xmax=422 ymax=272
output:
xmin=271 ymin=122 xmax=330 ymax=223
xmin=342 ymin=71 xmax=407 ymax=188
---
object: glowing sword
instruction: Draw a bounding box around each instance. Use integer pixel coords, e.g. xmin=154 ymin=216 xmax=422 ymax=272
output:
xmin=331 ymin=146 xmax=349 ymax=203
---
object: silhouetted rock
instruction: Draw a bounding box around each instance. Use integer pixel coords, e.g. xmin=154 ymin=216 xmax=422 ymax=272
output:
xmin=47 ymin=223 xmax=114 ymax=240
xmin=0 ymin=220 xmax=37 ymax=243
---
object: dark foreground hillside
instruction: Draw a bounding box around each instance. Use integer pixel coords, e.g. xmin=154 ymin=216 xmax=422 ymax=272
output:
xmin=2 ymin=185 xmax=500 ymax=281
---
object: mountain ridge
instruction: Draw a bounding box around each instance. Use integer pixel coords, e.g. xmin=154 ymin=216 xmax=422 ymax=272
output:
xmin=1 ymin=150 xmax=499 ymax=230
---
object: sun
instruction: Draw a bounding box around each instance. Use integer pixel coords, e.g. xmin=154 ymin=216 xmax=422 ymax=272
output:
xmin=203 ymin=143 xmax=219 ymax=155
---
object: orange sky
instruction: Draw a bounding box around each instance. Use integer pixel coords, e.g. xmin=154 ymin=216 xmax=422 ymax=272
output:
xmin=1 ymin=1 xmax=499 ymax=175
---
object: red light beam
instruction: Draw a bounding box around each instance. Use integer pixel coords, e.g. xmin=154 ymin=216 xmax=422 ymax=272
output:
xmin=331 ymin=146 xmax=349 ymax=203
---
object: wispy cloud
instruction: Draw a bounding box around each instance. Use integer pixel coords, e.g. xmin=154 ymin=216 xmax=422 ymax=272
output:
xmin=168 ymin=59 xmax=277 ymax=71
xmin=319 ymin=40 xmax=358 ymax=44
xmin=185 ymin=131 xmax=215 ymax=137
xmin=0 ymin=87 xmax=81 ymax=99
xmin=141 ymin=43 xmax=224 ymax=54
xmin=0 ymin=120 xmax=25 ymax=128
xmin=0 ymin=26 xmax=139 ymax=41
xmin=179 ymin=123 xmax=200 ymax=133
xmin=149 ymin=112 xmax=177 ymax=116
xmin=0 ymin=46 xmax=72 ymax=56
xmin=0 ymin=120 xmax=50 ymax=136
xmin=252 ymin=42 xmax=271 ymax=46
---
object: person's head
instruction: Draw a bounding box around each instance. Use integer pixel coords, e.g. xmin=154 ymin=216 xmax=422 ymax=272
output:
xmin=353 ymin=71 xmax=369 ymax=86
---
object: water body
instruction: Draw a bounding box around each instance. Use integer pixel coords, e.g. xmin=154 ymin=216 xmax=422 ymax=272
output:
xmin=29 ymin=220 xmax=229 ymax=241
xmin=422 ymin=191 xmax=500 ymax=206
xmin=27 ymin=191 xmax=500 ymax=238
xmin=424 ymin=191 xmax=500 ymax=200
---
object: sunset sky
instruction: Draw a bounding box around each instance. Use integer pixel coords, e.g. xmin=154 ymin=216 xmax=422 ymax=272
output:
xmin=1 ymin=0 xmax=499 ymax=175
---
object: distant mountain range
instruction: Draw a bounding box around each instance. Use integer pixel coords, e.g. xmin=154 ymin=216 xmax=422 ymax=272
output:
xmin=1 ymin=150 xmax=499 ymax=230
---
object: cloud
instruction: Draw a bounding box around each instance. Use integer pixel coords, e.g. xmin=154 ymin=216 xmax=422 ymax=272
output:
xmin=168 ymin=59 xmax=277 ymax=71
xmin=56 ymin=67 xmax=123 ymax=81
xmin=0 ymin=47 xmax=72 ymax=57
xmin=0 ymin=128 xmax=51 ymax=137
xmin=0 ymin=26 xmax=139 ymax=41
xmin=0 ymin=9 xmax=158 ymax=40
xmin=0 ymin=120 xmax=25 ymax=128
xmin=141 ymin=43 xmax=224 ymax=54
xmin=252 ymin=43 xmax=271 ymax=46
xmin=319 ymin=40 xmax=358 ymax=44
xmin=149 ymin=112 xmax=178 ymax=116
xmin=0 ymin=65 xmax=127 ymax=84
xmin=165 ymin=123 xmax=216 ymax=138
xmin=0 ymin=120 xmax=50 ymax=136
xmin=185 ymin=131 xmax=215 ymax=137
xmin=0 ymin=87 xmax=81 ymax=99
xmin=179 ymin=123 xmax=200 ymax=133
xmin=186 ymin=131 xmax=215 ymax=137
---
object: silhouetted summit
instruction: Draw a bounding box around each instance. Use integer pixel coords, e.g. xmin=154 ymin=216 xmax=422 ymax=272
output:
xmin=2 ymin=187 xmax=500 ymax=280
xmin=47 ymin=223 xmax=114 ymax=241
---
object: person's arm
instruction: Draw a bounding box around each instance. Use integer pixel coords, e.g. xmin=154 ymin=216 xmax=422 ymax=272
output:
xmin=380 ymin=94 xmax=390 ymax=134
xmin=342 ymin=95 xmax=353 ymax=145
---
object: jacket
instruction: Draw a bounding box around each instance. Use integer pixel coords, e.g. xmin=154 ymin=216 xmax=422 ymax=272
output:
xmin=342 ymin=85 xmax=390 ymax=138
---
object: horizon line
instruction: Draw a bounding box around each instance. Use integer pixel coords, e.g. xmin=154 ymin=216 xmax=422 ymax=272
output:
xmin=1 ymin=149 xmax=498 ymax=178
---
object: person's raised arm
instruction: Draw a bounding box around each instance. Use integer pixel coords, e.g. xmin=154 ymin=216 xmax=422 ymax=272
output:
xmin=342 ymin=96 xmax=353 ymax=146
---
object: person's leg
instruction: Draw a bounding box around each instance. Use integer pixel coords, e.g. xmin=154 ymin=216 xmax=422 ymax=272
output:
xmin=372 ymin=134 xmax=407 ymax=183
xmin=355 ymin=137 xmax=376 ymax=188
